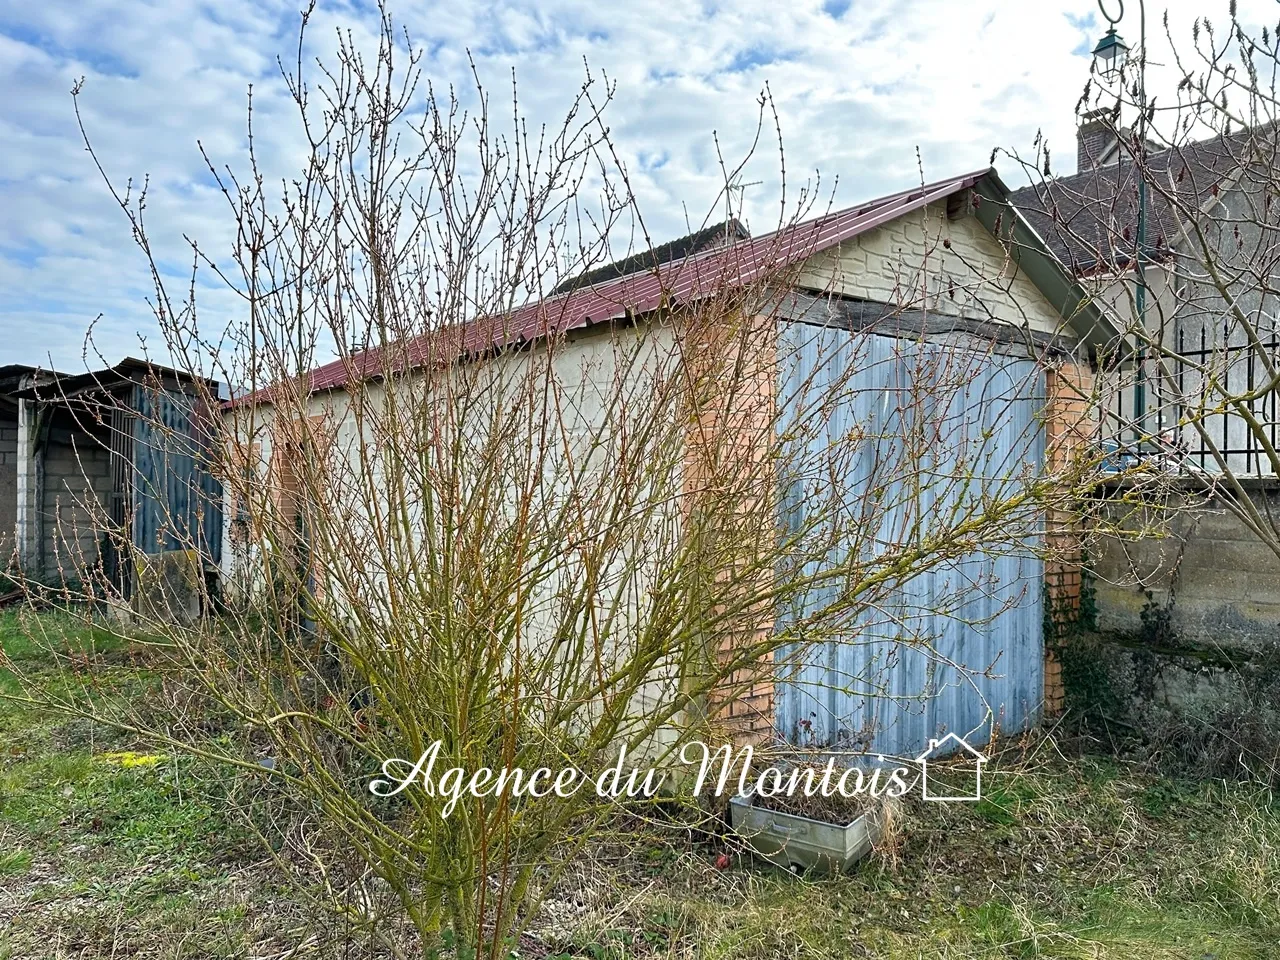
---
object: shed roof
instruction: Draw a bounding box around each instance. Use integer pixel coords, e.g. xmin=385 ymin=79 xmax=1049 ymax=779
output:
xmin=551 ymin=218 xmax=749 ymax=295
xmin=14 ymin=358 xmax=216 ymax=402
xmin=231 ymin=166 xmax=1119 ymax=407
xmin=0 ymin=364 xmax=49 ymax=397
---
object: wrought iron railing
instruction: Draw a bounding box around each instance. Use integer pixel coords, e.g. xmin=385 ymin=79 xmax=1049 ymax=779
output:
xmin=1175 ymin=325 xmax=1280 ymax=475
xmin=1094 ymin=329 xmax=1280 ymax=477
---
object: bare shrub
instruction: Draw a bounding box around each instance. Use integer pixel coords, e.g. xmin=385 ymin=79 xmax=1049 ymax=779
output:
xmin=2 ymin=4 xmax=1132 ymax=955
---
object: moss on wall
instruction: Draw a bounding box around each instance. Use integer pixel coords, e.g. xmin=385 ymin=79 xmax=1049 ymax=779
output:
xmin=1060 ymin=624 xmax=1280 ymax=786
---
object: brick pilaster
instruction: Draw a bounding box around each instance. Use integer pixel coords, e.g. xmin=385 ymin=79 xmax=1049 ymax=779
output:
xmin=681 ymin=311 xmax=777 ymax=745
xmin=1042 ymin=360 xmax=1095 ymax=714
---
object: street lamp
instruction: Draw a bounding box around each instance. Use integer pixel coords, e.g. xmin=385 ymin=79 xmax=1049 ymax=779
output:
xmin=1091 ymin=26 xmax=1130 ymax=81
xmin=1092 ymin=0 xmax=1148 ymax=446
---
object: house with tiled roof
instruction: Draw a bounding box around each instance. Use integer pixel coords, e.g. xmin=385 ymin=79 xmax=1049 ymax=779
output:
xmin=1011 ymin=109 xmax=1250 ymax=275
xmin=1009 ymin=110 xmax=1280 ymax=654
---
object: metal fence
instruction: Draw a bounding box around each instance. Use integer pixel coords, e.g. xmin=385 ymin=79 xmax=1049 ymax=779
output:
xmin=1176 ymin=325 xmax=1280 ymax=475
xmin=1097 ymin=328 xmax=1280 ymax=476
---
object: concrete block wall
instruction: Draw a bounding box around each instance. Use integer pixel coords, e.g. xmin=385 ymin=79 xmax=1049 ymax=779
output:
xmin=1093 ymin=487 xmax=1280 ymax=653
xmin=39 ymin=424 xmax=114 ymax=587
xmin=0 ymin=413 xmax=17 ymax=569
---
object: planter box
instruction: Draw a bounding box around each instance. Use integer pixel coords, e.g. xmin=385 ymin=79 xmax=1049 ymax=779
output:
xmin=728 ymin=791 xmax=889 ymax=875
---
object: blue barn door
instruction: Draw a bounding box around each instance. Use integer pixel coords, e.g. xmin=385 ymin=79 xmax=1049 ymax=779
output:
xmin=773 ymin=325 xmax=1046 ymax=759
xmin=131 ymin=385 xmax=223 ymax=565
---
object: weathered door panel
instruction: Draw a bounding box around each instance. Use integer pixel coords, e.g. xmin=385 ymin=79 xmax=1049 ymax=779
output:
xmin=775 ymin=325 xmax=1045 ymax=758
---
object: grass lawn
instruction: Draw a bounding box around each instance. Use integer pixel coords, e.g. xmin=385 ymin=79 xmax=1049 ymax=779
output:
xmin=2 ymin=609 xmax=1278 ymax=958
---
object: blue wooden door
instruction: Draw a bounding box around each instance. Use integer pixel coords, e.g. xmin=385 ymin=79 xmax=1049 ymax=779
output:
xmin=132 ymin=385 xmax=223 ymax=564
xmin=774 ymin=325 xmax=1046 ymax=759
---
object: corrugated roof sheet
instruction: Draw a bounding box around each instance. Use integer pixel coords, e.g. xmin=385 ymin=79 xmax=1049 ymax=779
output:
xmin=229 ymin=168 xmax=995 ymax=406
xmin=16 ymin=358 xmax=214 ymax=402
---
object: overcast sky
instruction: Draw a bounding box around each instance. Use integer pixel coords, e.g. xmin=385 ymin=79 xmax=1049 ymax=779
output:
xmin=1 ymin=0 xmax=1273 ymax=372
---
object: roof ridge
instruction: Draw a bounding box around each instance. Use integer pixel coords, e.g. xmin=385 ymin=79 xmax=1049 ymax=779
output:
xmin=227 ymin=167 xmax=999 ymax=406
xmin=550 ymin=218 xmax=749 ymax=295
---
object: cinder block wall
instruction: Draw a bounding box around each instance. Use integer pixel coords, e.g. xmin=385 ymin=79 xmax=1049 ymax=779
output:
xmin=1093 ymin=487 xmax=1280 ymax=653
xmin=38 ymin=416 xmax=113 ymax=586
xmin=0 ymin=412 xmax=17 ymax=569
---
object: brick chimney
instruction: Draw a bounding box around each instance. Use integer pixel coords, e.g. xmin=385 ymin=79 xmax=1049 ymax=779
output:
xmin=1077 ymin=108 xmax=1118 ymax=171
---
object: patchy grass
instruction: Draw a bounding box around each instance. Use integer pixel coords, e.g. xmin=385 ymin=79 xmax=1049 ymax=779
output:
xmin=0 ymin=609 xmax=293 ymax=959
xmin=0 ymin=849 xmax=32 ymax=878
xmin=0 ymin=607 xmax=129 ymax=662
xmin=530 ymin=755 xmax=1280 ymax=959
xmin=2 ymin=609 xmax=1279 ymax=958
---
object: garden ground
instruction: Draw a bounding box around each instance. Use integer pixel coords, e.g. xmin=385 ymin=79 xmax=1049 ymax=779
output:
xmin=1 ymin=610 xmax=1278 ymax=959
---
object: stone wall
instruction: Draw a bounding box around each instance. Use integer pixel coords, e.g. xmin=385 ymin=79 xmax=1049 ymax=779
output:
xmin=1093 ymin=485 xmax=1280 ymax=653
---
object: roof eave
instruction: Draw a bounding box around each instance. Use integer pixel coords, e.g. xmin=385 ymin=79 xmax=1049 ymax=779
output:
xmin=13 ymin=358 xmax=218 ymax=402
xmin=972 ymin=171 xmax=1131 ymax=365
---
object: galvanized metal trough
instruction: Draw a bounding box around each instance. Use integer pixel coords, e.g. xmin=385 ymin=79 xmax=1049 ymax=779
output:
xmin=728 ymin=790 xmax=890 ymax=875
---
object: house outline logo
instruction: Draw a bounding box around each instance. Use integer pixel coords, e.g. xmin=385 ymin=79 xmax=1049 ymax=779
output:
xmin=914 ymin=732 xmax=986 ymax=802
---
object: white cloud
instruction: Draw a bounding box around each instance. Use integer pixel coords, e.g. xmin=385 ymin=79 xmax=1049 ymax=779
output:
xmin=0 ymin=0 xmax=1272 ymax=372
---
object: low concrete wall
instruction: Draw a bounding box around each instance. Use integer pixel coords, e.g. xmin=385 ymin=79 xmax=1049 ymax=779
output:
xmin=1081 ymin=489 xmax=1280 ymax=786
xmin=1058 ymin=626 xmax=1280 ymax=785
xmin=1093 ymin=485 xmax=1280 ymax=652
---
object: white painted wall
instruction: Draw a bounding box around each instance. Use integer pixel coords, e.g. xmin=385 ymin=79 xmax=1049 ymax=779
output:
xmin=221 ymin=317 xmax=690 ymax=755
xmin=794 ymin=201 xmax=1069 ymax=336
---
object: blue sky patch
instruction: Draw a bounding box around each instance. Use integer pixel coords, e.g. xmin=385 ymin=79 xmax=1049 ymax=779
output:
xmin=638 ymin=150 xmax=670 ymax=172
xmin=1 ymin=24 xmax=139 ymax=79
xmin=725 ymin=46 xmax=794 ymax=73
xmin=1065 ymin=11 xmax=1100 ymax=57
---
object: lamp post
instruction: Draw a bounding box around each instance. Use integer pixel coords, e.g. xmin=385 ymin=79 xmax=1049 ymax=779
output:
xmin=1093 ymin=0 xmax=1147 ymax=447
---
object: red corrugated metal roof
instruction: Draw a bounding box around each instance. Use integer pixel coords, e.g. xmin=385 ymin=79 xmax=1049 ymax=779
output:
xmin=229 ymin=168 xmax=992 ymax=406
